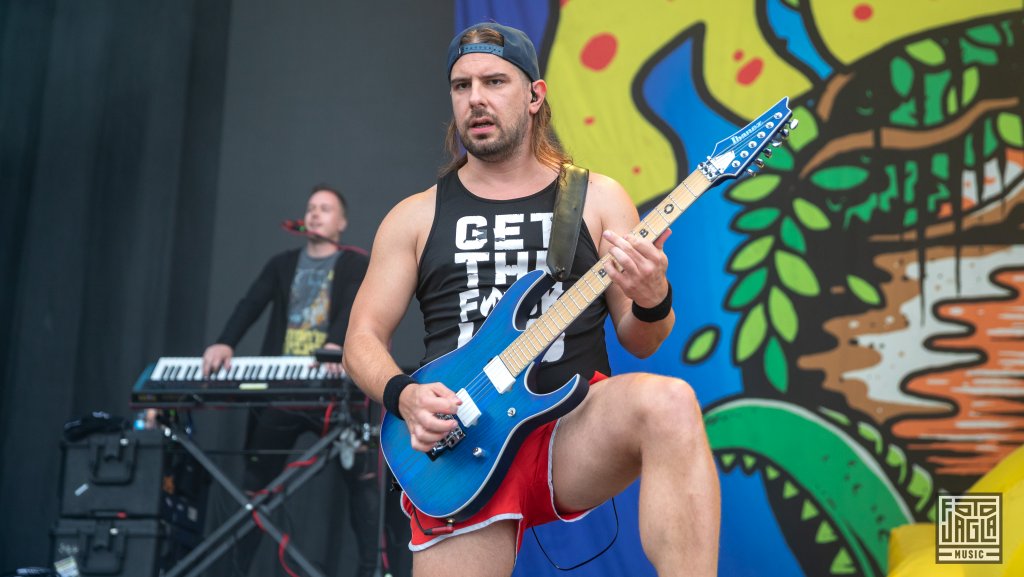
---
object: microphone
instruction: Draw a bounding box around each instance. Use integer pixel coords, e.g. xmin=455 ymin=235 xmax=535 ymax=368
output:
xmin=280 ymin=219 xmax=369 ymax=256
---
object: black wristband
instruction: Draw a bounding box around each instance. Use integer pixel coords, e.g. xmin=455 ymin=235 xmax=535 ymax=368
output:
xmin=632 ymin=282 xmax=673 ymax=322
xmin=383 ymin=374 xmax=416 ymax=420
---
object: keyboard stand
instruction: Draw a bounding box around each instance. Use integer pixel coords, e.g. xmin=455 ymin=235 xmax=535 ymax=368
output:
xmin=163 ymin=422 xmax=349 ymax=577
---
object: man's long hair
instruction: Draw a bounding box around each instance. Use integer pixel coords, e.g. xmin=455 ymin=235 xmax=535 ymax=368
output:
xmin=440 ymin=27 xmax=571 ymax=177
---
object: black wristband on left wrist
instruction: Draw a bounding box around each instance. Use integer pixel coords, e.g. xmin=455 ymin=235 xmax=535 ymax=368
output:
xmin=632 ymin=282 xmax=673 ymax=323
xmin=383 ymin=374 xmax=416 ymax=420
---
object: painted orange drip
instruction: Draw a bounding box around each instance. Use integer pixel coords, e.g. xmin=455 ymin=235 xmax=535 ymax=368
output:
xmin=583 ymin=116 xmax=595 ymax=125
xmin=892 ymin=269 xmax=1024 ymax=477
xmin=937 ymin=197 xmax=977 ymax=218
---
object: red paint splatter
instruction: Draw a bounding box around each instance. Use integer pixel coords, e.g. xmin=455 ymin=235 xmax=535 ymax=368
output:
xmin=733 ymin=50 xmax=744 ymax=62
xmin=853 ymin=3 xmax=873 ymax=21
xmin=560 ymin=0 xmax=570 ymax=6
xmin=583 ymin=116 xmax=595 ymax=125
xmin=737 ymin=58 xmax=763 ymax=85
xmin=580 ymin=33 xmax=618 ymax=71
xmin=632 ymin=166 xmax=642 ymax=175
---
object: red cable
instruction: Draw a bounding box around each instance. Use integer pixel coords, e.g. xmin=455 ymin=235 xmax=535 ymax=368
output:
xmin=277 ymin=534 xmax=302 ymax=577
xmin=321 ymin=401 xmax=335 ymax=437
xmin=285 ymin=456 xmax=319 ymax=469
xmin=252 ymin=510 xmax=265 ymax=531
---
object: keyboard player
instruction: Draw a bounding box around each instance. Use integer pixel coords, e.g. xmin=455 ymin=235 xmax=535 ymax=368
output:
xmin=201 ymin=184 xmax=377 ymax=577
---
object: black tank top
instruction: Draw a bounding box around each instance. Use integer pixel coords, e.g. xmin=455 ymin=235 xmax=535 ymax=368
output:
xmin=416 ymin=171 xmax=611 ymax=394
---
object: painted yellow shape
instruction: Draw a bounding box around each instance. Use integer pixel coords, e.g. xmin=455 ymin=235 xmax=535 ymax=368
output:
xmin=548 ymin=1 xmax=811 ymax=204
xmin=887 ymin=443 xmax=1024 ymax=576
xmin=809 ymin=0 xmax=1020 ymax=65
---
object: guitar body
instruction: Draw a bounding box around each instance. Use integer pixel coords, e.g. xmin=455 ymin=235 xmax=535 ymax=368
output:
xmin=380 ymin=269 xmax=588 ymax=521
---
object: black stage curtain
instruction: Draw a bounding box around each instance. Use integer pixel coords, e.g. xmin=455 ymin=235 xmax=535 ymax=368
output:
xmin=0 ymin=0 xmax=231 ymax=568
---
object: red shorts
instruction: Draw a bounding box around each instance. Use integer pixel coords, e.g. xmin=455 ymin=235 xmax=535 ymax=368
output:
xmin=400 ymin=419 xmax=588 ymax=553
xmin=401 ymin=372 xmax=608 ymax=553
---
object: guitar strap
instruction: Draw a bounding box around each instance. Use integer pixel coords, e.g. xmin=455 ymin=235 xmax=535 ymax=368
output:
xmin=547 ymin=163 xmax=589 ymax=282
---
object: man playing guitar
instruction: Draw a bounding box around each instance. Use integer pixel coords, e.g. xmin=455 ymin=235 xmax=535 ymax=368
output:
xmin=344 ymin=22 xmax=720 ymax=577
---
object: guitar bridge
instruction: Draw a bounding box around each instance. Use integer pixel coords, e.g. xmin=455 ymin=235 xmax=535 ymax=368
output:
xmin=426 ymin=414 xmax=465 ymax=461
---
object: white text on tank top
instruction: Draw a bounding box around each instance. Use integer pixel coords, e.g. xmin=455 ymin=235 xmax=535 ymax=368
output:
xmin=453 ymin=210 xmax=566 ymax=362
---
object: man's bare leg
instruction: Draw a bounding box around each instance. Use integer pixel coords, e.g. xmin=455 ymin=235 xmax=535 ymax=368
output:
xmin=412 ymin=519 xmax=518 ymax=577
xmin=552 ymin=374 xmax=720 ymax=577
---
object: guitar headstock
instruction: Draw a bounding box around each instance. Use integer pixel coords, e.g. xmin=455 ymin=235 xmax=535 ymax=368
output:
xmin=699 ymin=97 xmax=795 ymax=186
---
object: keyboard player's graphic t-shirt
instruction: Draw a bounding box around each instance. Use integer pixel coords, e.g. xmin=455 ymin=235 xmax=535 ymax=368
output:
xmin=283 ymin=250 xmax=341 ymax=355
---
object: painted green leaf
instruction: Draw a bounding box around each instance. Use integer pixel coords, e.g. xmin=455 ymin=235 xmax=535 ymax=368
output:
xmin=683 ymin=326 xmax=719 ymax=364
xmin=768 ymin=287 xmax=798 ymax=342
xmin=996 ymin=112 xmax=1023 ymax=147
xmin=782 ymin=0 xmax=799 ymax=8
xmin=961 ymin=66 xmax=979 ymax=106
xmin=809 ymin=165 xmax=869 ymax=191
xmin=846 ymin=274 xmax=881 ymax=306
xmin=779 ymin=216 xmax=806 ymax=253
xmin=923 ymin=70 xmax=952 ymax=126
xmin=734 ymin=207 xmax=781 ymax=232
xmin=966 ymin=23 xmax=1002 ymax=46
xmin=729 ymin=236 xmax=775 ymax=272
xmin=960 ymin=38 xmax=998 ymax=66
xmin=726 ymin=267 xmax=768 ymax=310
xmin=736 ymin=304 xmax=767 ymax=362
xmin=890 ymin=56 xmax=914 ymax=98
xmin=890 ymin=100 xmax=918 ymax=127
xmin=931 ymin=152 xmax=949 ymax=180
xmin=983 ymin=117 xmax=999 ymax=157
xmin=775 ymin=250 xmax=820 ymax=297
xmin=905 ymin=39 xmax=945 ymax=66
xmin=792 ymin=198 xmax=830 ymax=230
xmin=763 ymin=336 xmax=788 ymax=393
xmin=786 ymin=106 xmax=817 ymax=153
xmin=945 ymin=86 xmax=959 ymax=116
xmin=728 ymin=174 xmax=781 ymax=203
xmin=903 ymin=207 xmax=918 ymax=227
xmin=766 ymin=144 xmax=794 ymax=172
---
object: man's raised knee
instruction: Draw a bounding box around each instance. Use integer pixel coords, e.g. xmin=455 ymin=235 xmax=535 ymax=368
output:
xmin=633 ymin=374 xmax=701 ymax=436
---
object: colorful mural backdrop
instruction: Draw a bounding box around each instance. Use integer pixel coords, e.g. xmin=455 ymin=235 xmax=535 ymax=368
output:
xmin=456 ymin=1 xmax=1023 ymax=576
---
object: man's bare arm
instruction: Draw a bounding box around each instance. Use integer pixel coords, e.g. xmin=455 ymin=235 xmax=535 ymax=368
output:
xmin=586 ymin=174 xmax=675 ymax=358
xmin=343 ymin=190 xmax=461 ymax=451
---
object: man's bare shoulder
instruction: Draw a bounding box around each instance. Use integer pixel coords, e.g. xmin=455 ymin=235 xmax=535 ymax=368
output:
xmin=583 ymin=171 xmax=637 ymax=219
xmin=375 ymin=185 xmax=437 ymax=257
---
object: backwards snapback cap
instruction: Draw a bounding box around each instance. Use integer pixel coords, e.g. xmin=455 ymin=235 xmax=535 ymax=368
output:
xmin=446 ymin=22 xmax=540 ymax=82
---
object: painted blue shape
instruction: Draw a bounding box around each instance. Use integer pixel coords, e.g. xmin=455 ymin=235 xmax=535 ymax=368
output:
xmin=620 ymin=35 xmax=748 ymax=408
xmin=719 ymin=468 xmax=805 ymax=576
xmin=765 ymin=0 xmax=833 ymax=79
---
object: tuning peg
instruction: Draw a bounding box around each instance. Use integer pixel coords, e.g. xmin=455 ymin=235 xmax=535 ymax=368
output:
xmin=762 ymin=149 xmax=773 ymax=158
xmin=771 ymin=139 xmax=783 ymax=147
xmin=780 ymin=129 xmax=790 ymax=139
xmin=789 ymin=119 xmax=799 ymax=131
xmin=746 ymin=169 xmax=757 ymax=177
xmin=754 ymin=158 xmax=765 ymax=168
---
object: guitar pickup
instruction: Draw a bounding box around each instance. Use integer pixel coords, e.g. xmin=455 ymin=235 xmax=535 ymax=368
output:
xmin=455 ymin=388 xmax=481 ymax=427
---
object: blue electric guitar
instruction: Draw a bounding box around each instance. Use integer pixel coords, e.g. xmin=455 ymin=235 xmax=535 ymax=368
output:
xmin=381 ymin=97 xmax=797 ymax=521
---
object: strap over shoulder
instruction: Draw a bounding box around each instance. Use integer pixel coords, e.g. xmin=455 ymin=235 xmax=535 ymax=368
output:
xmin=547 ymin=163 xmax=589 ymax=282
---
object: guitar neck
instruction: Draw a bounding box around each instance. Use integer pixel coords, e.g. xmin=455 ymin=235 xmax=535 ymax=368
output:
xmin=498 ymin=169 xmax=713 ymax=376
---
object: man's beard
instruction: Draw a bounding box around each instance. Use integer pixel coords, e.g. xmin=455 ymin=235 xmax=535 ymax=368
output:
xmin=459 ymin=109 xmax=529 ymax=163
